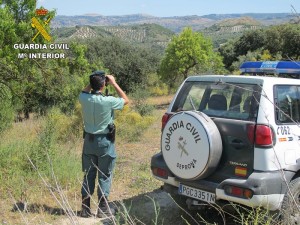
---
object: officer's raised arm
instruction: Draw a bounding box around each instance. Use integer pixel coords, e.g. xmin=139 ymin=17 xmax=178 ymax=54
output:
xmin=106 ymin=75 xmax=129 ymax=105
xmin=82 ymin=84 xmax=92 ymax=93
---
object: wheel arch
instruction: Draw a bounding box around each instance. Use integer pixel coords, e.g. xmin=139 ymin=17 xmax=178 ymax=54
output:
xmin=291 ymin=170 xmax=300 ymax=180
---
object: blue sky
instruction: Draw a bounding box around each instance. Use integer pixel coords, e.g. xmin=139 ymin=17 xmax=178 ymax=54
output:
xmin=37 ymin=0 xmax=300 ymax=17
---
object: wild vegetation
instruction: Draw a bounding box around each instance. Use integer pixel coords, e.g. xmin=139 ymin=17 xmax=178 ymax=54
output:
xmin=202 ymin=17 xmax=263 ymax=48
xmin=159 ymin=27 xmax=225 ymax=88
xmin=0 ymin=98 xmax=166 ymax=224
xmin=219 ymin=23 xmax=300 ymax=71
xmin=1 ymin=0 xmax=300 ymax=224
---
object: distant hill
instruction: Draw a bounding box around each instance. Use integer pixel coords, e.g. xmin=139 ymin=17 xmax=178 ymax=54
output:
xmin=51 ymin=13 xmax=293 ymax=32
xmin=202 ymin=17 xmax=264 ymax=47
xmin=201 ymin=13 xmax=292 ymax=24
xmin=52 ymin=23 xmax=175 ymax=49
xmin=52 ymin=13 xmax=296 ymax=49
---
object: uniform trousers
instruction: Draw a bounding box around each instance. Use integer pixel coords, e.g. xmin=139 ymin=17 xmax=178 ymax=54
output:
xmin=81 ymin=133 xmax=116 ymax=199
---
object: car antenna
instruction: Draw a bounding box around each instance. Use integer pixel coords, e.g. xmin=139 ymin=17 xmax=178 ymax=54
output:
xmin=188 ymin=95 xmax=208 ymax=122
xmin=188 ymin=95 xmax=197 ymax=111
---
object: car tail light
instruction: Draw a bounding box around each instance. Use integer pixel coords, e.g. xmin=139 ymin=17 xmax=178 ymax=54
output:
xmin=161 ymin=113 xmax=172 ymax=131
xmin=255 ymin=125 xmax=273 ymax=146
xmin=247 ymin=124 xmax=273 ymax=146
xmin=224 ymin=185 xmax=253 ymax=199
xmin=152 ymin=167 xmax=168 ymax=179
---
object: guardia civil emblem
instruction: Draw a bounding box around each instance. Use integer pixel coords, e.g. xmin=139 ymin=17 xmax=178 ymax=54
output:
xmin=31 ymin=8 xmax=52 ymax=42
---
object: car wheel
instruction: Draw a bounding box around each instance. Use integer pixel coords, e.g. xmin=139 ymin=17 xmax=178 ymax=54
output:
xmin=161 ymin=111 xmax=222 ymax=180
xmin=280 ymin=177 xmax=300 ymax=224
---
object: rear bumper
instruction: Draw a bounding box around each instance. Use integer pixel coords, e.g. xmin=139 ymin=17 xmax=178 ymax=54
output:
xmin=153 ymin=174 xmax=179 ymax=187
xmin=215 ymin=171 xmax=294 ymax=211
xmin=151 ymin=152 xmax=295 ymax=211
xmin=215 ymin=189 xmax=284 ymax=211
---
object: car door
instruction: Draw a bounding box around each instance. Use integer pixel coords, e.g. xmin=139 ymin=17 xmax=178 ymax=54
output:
xmin=274 ymin=85 xmax=300 ymax=171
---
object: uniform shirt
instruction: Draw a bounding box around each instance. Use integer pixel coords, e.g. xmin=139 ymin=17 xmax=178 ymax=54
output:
xmin=79 ymin=92 xmax=124 ymax=134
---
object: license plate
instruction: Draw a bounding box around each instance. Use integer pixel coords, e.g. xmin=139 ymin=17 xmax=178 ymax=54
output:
xmin=178 ymin=183 xmax=215 ymax=204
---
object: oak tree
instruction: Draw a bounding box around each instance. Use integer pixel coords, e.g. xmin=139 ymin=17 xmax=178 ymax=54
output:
xmin=159 ymin=27 xmax=224 ymax=87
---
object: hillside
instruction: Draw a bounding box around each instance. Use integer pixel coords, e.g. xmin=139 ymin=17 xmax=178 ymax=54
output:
xmin=52 ymin=23 xmax=175 ymax=48
xmin=202 ymin=13 xmax=293 ymax=25
xmin=51 ymin=13 xmax=293 ymax=32
xmin=52 ymin=16 xmax=267 ymax=49
xmin=202 ymin=17 xmax=264 ymax=47
xmin=51 ymin=14 xmax=214 ymax=32
xmin=52 ymin=13 xmax=296 ymax=49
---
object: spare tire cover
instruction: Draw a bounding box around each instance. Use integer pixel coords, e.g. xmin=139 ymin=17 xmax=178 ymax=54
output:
xmin=161 ymin=111 xmax=222 ymax=180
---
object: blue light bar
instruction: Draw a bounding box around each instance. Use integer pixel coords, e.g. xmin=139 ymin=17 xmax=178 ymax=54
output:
xmin=240 ymin=61 xmax=300 ymax=74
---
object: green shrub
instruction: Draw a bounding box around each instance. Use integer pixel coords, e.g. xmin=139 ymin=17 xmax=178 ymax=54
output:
xmin=0 ymin=97 xmax=14 ymax=133
xmin=147 ymin=72 xmax=169 ymax=96
xmin=231 ymin=203 xmax=276 ymax=225
xmin=71 ymin=101 xmax=84 ymax=136
xmin=0 ymin=106 xmax=82 ymax=202
xmin=149 ymin=84 xmax=169 ymax=96
xmin=26 ymin=107 xmax=80 ymax=171
xmin=130 ymin=86 xmax=154 ymax=116
xmin=134 ymin=103 xmax=155 ymax=117
xmin=27 ymin=113 xmax=57 ymax=171
xmin=0 ymin=142 xmax=30 ymax=178
xmin=115 ymin=105 xmax=155 ymax=142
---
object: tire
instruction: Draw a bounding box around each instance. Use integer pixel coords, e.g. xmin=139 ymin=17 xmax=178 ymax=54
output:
xmin=161 ymin=111 xmax=222 ymax=180
xmin=280 ymin=177 xmax=300 ymax=224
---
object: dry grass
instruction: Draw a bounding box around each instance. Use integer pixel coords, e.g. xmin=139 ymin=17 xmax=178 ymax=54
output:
xmin=112 ymin=108 xmax=165 ymax=201
xmin=147 ymin=95 xmax=174 ymax=106
xmin=0 ymin=115 xmax=42 ymax=144
xmin=0 ymin=101 xmax=169 ymax=224
xmin=0 ymin=114 xmax=81 ymax=224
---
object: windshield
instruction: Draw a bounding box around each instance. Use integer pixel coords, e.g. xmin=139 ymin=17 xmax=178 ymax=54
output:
xmin=172 ymin=81 xmax=261 ymax=121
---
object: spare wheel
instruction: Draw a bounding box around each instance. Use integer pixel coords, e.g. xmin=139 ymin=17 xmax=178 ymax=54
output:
xmin=161 ymin=111 xmax=222 ymax=180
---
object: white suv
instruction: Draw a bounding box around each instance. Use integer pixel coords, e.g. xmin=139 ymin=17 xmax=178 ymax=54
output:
xmin=151 ymin=71 xmax=300 ymax=223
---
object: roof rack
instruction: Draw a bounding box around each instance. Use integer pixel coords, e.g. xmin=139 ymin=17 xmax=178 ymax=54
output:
xmin=240 ymin=61 xmax=300 ymax=78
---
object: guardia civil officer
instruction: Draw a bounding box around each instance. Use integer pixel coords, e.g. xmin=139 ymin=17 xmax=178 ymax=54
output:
xmin=79 ymin=71 xmax=129 ymax=218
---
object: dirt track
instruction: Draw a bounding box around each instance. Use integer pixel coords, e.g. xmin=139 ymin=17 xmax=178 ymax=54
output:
xmin=57 ymin=189 xmax=183 ymax=225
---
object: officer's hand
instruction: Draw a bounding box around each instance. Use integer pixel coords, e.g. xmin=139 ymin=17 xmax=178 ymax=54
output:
xmin=106 ymin=75 xmax=116 ymax=85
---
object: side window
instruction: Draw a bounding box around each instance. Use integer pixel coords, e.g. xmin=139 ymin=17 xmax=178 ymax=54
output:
xmin=275 ymin=85 xmax=300 ymax=123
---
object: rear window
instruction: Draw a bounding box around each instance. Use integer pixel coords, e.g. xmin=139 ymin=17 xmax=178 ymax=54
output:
xmin=172 ymin=81 xmax=261 ymax=121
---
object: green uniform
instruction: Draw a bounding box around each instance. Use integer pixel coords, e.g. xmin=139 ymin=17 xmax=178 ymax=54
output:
xmin=79 ymin=92 xmax=124 ymax=198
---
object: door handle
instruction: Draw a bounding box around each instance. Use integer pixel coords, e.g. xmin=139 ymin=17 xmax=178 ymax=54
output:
xmin=230 ymin=139 xmax=246 ymax=149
